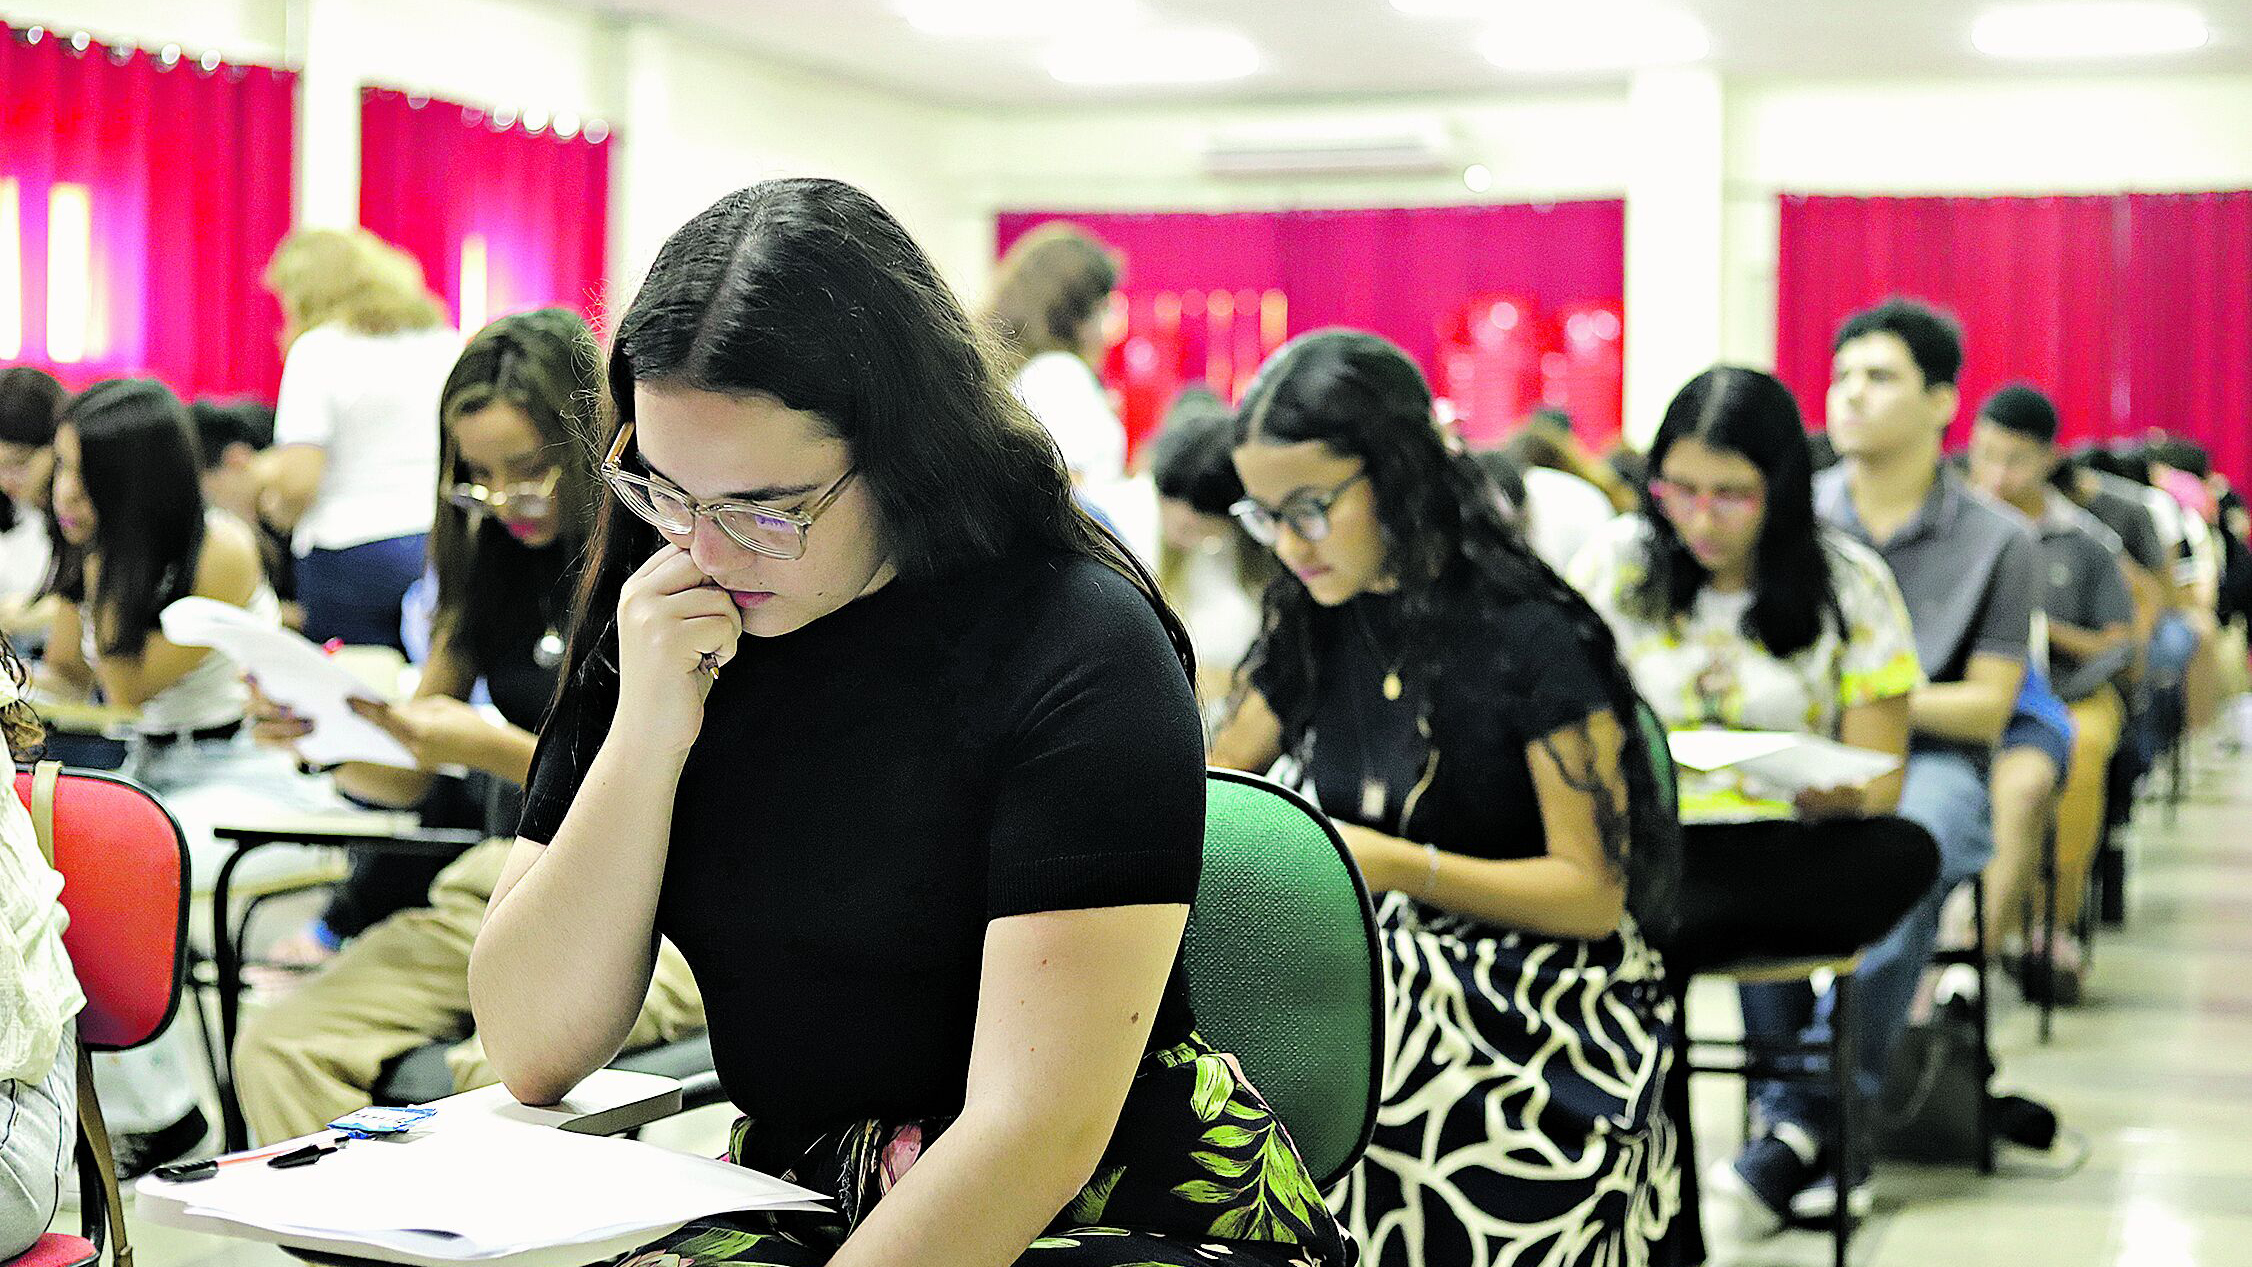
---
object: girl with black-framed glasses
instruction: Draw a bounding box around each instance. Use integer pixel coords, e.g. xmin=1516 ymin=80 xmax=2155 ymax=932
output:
xmin=1211 ymin=329 xmax=1682 ymax=1267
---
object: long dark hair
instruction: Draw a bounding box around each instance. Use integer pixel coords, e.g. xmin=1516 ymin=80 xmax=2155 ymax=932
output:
xmin=1633 ymin=366 xmax=1838 ymax=659
xmin=557 ymin=178 xmax=1190 ymax=712
xmin=57 ymin=379 xmax=207 ymax=657
xmin=0 ymin=367 xmax=65 ymax=534
xmin=1150 ymin=385 xmax=1273 ymax=603
xmin=430 ymin=309 xmax=602 ymax=673
xmin=1232 ymin=329 xmax=1675 ymax=932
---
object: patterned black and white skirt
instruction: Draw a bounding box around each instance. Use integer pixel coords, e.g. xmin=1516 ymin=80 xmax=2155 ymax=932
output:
xmin=1329 ymin=892 xmax=1679 ymax=1267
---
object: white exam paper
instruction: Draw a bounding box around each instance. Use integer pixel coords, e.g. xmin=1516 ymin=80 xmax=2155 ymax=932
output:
xmin=1666 ymin=729 xmax=1901 ymax=795
xmin=159 ymin=597 xmax=415 ymax=767
xmin=139 ymin=1120 xmax=828 ymax=1261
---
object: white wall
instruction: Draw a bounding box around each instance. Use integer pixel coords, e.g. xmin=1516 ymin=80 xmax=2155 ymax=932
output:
xmin=610 ymin=22 xmax=982 ymax=305
xmin=3 ymin=0 xmax=983 ymax=311
xmin=1718 ymin=73 xmax=2252 ymax=372
xmin=13 ymin=0 xmax=2252 ymax=421
xmin=1 ymin=0 xmax=287 ymax=62
xmin=951 ymin=91 xmax=1634 ymax=213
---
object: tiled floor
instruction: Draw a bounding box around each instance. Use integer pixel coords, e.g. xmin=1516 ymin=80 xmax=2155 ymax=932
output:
xmin=71 ymin=741 xmax=2252 ymax=1267
xmin=1698 ymin=740 xmax=2252 ymax=1267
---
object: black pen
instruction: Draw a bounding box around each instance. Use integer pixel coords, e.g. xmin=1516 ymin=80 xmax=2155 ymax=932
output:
xmin=151 ymin=1134 xmax=346 ymax=1183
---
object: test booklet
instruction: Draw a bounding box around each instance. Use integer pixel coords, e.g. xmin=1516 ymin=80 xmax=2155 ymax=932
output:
xmin=1665 ymin=729 xmax=1902 ymax=795
xmin=135 ymin=1116 xmax=828 ymax=1266
xmin=159 ymin=596 xmax=415 ymax=767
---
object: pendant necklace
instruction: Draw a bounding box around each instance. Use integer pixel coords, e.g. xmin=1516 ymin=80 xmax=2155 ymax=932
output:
xmin=1352 ymin=604 xmax=1407 ymax=702
xmin=1348 ymin=603 xmax=1409 ymax=821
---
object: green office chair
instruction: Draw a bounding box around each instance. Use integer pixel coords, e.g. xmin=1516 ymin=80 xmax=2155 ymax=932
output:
xmin=1184 ymin=769 xmax=1383 ymax=1191
xmin=1635 ymin=699 xmax=1677 ymax=815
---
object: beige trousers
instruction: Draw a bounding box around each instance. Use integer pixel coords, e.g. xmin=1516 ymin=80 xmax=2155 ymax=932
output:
xmin=233 ymin=839 xmax=706 ymax=1144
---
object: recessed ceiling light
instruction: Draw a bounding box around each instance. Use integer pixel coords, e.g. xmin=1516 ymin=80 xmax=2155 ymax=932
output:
xmin=1463 ymin=163 xmax=1493 ymax=192
xmin=1972 ymin=2 xmax=2209 ymax=59
xmin=1044 ymin=27 xmax=1259 ymax=86
xmin=1477 ymin=4 xmax=1711 ymax=73
xmin=900 ymin=0 xmax=1143 ymax=39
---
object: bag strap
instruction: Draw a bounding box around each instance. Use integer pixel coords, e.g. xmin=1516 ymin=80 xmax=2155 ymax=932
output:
xmin=77 ymin=1043 xmax=132 ymax=1267
xmin=31 ymin=764 xmax=133 ymax=1267
xmin=29 ymin=759 xmax=58 ymax=866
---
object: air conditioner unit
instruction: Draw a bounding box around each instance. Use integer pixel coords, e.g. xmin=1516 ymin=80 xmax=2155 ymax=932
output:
xmin=1198 ymin=119 xmax=1458 ymax=177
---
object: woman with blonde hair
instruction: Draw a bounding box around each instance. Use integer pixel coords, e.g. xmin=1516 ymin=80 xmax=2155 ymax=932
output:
xmin=258 ymin=227 xmax=460 ymax=648
xmin=982 ymin=224 xmax=1157 ymax=561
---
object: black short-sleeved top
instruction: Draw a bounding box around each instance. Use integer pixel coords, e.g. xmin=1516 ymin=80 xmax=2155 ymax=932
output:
xmin=1252 ymin=581 xmax=1614 ymax=858
xmin=517 ymin=549 xmax=1205 ymax=1143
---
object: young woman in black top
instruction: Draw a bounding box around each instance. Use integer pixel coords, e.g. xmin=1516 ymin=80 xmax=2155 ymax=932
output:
xmin=1210 ymin=330 xmax=1680 ymax=1267
xmin=474 ymin=180 xmax=1346 ymax=1267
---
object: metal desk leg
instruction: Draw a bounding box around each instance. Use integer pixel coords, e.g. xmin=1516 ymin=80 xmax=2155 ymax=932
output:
xmin=210 ymin=839 xmax=272 ymax=1152
xmin=1831 ymin=969 xmax=1856 ymax=1267
xmin=2039 ymin=826 xmax=2060 ymax=1043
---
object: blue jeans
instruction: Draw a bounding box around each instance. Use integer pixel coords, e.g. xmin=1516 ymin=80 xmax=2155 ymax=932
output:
xmin=1737 ymin=747 xmax=1995 ymax=1149
xmin=296 ymin=533 xmax=427 ymax=650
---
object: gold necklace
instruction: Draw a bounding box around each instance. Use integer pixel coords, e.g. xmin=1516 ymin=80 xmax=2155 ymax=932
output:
xmin=1351 ymin=604 xmax=1406 ymax=701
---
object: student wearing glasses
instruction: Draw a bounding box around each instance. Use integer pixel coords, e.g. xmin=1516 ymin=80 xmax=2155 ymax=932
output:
xmin=239 ymin=310 xmax=707 ymax=1143
xmin=1210 ymin=330 xmax=1679 ymax=1267
xmin=474 ymin=182 xmax=1347 ymax=1267
xmin=1571 ymin=367 xmax=1938 ymax=964
xmin=1568 ymin=368 xmax=1940 ymax=1234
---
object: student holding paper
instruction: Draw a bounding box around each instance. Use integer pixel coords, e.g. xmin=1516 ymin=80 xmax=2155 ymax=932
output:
xmin=36 ymin=379 xmax=274 ymax=745
xmin=1570 ymin=367 xmax=1940 ymax=1237
xmin=238 ymin=310 xmax=706 ymax=1144
xmin=474 ymin=181 xmax=1347 ymax=1267
xmin=1570 ymin=367 xmax=1939 ymax=963
xmin=1209 ymin=330 xmax=1680 ymax=1267
xmin=33 ymin=378 xmax=298 ymax=1176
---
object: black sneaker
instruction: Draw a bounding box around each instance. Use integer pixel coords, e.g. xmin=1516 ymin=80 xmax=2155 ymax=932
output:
xmin=112 ymin=1106 xmax=210 ymax=1181
xmin=1707 ymin=1121 xmax=1821 ymax=1238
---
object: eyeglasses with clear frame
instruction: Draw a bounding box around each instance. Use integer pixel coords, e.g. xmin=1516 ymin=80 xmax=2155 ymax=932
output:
xmin=597 ymin=421 xmax=858 ymax=561
xmin=1647 ymin=479 xmax=1764 ymax=522
xmin=447 ymin=468 xmax=561 ymax=520
xmin=1228 ymin=470 xmax=1369 ymax=546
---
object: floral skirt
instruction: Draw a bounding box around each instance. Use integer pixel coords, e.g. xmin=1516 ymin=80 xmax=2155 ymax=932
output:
xmin=611 ymin=1032 xmax=1353 ymax=1267
xmin=1328 ymin=893 xmax=1678 ymax=1267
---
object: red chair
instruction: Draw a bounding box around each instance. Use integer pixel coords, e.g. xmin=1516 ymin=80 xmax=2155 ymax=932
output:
xmin=8 ymin=764 xmax=191 ymax=1267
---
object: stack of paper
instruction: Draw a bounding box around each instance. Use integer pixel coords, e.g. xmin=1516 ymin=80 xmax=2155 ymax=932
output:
xmin=159 ymin=597 xmax=414 ymax=767
xmin=137 ymin=1119 xmax=828 ymax=1266
xmin=1666 ymin=729 xmax=1901 ymax=795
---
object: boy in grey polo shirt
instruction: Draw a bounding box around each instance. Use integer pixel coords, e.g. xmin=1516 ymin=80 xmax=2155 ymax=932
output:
xmin=1720 ymin=299 xmax=2040 ymax=1229
xmin=1968 ymin=385 xmax=2134 ymax=997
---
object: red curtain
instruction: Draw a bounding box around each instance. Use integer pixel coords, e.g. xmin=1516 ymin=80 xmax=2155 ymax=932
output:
xmin=1776 ymin=191 xmax=2252 ymax=490
xmin=0 ymin=23 xmax=296 ymax=401
xmin=2117 ymin=192 xmax=2252 ymax=494
xmin=997 ymin=201 xmax=1625 ymax=460
xmin=360 ymin=87 xmax=612 ymax=336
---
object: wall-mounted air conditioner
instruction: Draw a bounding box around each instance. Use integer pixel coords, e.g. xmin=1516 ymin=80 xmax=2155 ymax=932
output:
xmin=1198 ymin=118 xmax=1458 ymax=177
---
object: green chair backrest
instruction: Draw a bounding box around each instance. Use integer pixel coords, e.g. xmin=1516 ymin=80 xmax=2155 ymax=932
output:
xmin=1184 ymin=769 xmax=1382 ymax=1191
xmin=1635 ymin=699 xmax=1679 ymax=818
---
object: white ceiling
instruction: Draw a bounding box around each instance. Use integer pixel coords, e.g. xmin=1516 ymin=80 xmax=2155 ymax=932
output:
xmin=552 ymin=0 xmax=2252 ymax=106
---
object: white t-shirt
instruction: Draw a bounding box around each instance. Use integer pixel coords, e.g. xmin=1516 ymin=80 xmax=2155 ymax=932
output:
xmin=1175 ymin=547 xmax=1263 ymax=680
xmin=0 ymin=511 xmax=50 ymax=604
xmin=0 ymin=678 xmax=85 ymax=1083
xmin=273 ymin=323 xmax=461 ymax=553
xmin=1521 ymin=466 xmax=1616 ymax=574
xmin=1570 ymin=517 xmax=1925 ymax=822
xmin=1010 ymin=351 xmax=1126 ymax=484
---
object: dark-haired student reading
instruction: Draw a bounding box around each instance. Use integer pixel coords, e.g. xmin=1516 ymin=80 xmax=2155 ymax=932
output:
xmin=471 ymin=180 xmax=1347 ymax=1267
